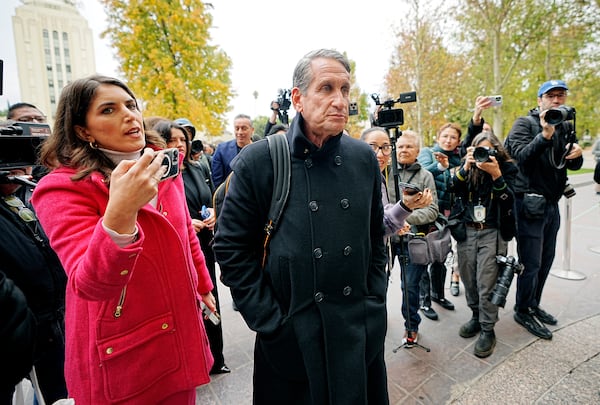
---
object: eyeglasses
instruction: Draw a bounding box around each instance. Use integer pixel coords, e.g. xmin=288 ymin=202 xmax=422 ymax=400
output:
xmin=2 ymin=195 xmax=37 ymax=222
xmin=369 ymin=143 xmax=392 ymax=156
xmin=15 ymin=115 xmax=47 ymax=123
xmin=542 ymin=92 xmax=567 ymax=100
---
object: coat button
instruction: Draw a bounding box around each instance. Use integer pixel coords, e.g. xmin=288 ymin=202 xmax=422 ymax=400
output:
xmin=334 ymin=155 xmax=342 ymax=165
xmin=343 ymin=286 xmax=352 ymax=296
xmin=313 ymin=248 xmax=323 ymax=259
xmin=106 ymin=347 xmax=113 ymax=355
xmin=305 ymin=158 xmax=313 ymax=168
xmin=309 ymin=201 xmax=319 ymax=212
xmin=163 ymin=211 xmax=168 ymax=216
xmin=340 ymin=199 xmax=350 ymax=209
xmin=161 ymin=323 xmax=169 ymax=330
xmin=314 ymin=292 xmax=324 ymax=302
xmin=343 ymin=246 xmax=352 ymax=256
xmin=120 ymin=270 xmax=129 ymax=276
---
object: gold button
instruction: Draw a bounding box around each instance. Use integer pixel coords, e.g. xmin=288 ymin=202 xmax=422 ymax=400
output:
xmin=120 ymin=270 xmax=129 ymax=276
xmin=161 ymin=323 xmax=169 ymax=330
xmin=163 ymin=211 xmax=168 ymax=216
xmin=106 ymin=347 xmax=113 ymax=354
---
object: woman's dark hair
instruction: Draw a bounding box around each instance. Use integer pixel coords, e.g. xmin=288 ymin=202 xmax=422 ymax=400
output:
xmin=152 ymin=119 xmax=192 ymax=163
xmin=39 ymin=75 xmax=165 ymax=181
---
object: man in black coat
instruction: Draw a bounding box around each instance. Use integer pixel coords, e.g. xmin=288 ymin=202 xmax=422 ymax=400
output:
xmin=214 ymin=49 xmax=388 ymax=404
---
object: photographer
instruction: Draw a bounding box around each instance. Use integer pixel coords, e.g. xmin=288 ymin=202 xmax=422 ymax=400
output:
xmin=264 ymin=91 xmax=290 ymax=137
xmin=451 ymin=131 xmax=517 ymax=358
xmin=0 ymin=163 xmax=68 ymax=403
xmin=505 ymin=80 xmax=583 ymax=340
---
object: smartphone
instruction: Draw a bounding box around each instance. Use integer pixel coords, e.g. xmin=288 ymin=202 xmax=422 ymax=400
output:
xmin=487 ymin=95 xmax=503 ymax=107
xmin=200 ymin=302 xmax=221 ymax=325
xmin=398 ymin=182 xmax=422 ymax=195
xmin=158 ymin=148 xmax=180 ymax=181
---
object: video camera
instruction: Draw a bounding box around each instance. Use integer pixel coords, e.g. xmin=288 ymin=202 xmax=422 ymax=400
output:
xmin=273 ymin=89 xmax=291 ymax=125
xmin=371 ymin=91 xmax=417 ymax=129
xmin=0 ymin=121 xmax=51 ymax=171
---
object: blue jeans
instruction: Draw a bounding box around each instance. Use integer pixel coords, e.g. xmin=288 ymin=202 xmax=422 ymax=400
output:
xmin=515 ymin=197 xmax=560 ymax=311
xmin=393 ymin=242 xmax=427 ymax=332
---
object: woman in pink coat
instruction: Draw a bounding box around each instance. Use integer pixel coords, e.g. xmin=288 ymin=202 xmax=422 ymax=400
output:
xmin=31 ymin=75 xmax=215 ymax=404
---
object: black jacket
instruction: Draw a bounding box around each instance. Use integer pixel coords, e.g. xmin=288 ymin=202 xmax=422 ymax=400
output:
xmin=0 ymin=191 xmax=67 ymax=371
xmin=0 ymin=270 xmax=37 ymax=389
xmin=214 ymin=114 xmax=388 ymax=404
xmin=505 ymin=109 xmax=583 ymax=202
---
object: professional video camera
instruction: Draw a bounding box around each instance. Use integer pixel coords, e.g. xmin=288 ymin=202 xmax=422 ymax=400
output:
xmin=0 ymin=120 xmax=50 ymax=177
xmin=371 ymin=91 xmax=417 ymax=129
xmin=489 ymin=255 xmax=524 ymax=308
xmin=273 ymin=89 xmax=291 ymax=125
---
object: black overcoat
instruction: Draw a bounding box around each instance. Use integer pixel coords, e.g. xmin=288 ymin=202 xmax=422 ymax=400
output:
xmin=214 ymin=114 xmax=388 ymax=404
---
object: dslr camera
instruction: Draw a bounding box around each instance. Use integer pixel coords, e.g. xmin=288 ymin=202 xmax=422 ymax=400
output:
xmin=489 ymin=255 xmax=524 ymax=308
xmin=545 ymin=105 xmax=576 ymax=126
xmin=473 ymin=146 xmax=498 ymax=163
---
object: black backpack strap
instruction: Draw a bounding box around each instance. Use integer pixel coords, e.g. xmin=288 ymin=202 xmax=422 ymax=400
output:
xmin=262 ymin=134 xmax=291 ymax=267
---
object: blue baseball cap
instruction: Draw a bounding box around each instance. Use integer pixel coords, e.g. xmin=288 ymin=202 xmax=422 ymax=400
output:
xmin=537 ymin=80 xmax=568 ymax=97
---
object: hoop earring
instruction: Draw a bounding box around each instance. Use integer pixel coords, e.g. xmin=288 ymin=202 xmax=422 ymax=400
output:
xmin=89 ymin=141 xmax=98 ymax=149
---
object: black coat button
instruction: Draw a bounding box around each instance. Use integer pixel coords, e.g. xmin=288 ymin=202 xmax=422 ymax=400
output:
xmin=315 ymin=292 xmax=324 ymax=302
xmin=313 ymin=248 xmax=323 ymax=259
xmin=305 ymin=158 xmax=313 ymax=168
xmin=343 ymin=246 xmax=352 ymax=256
xmin=343 ymin=286 xmax=352 ymax=296
xmin=334 ymin=155 xmax=342 ymax=165
xmin=309 ymin=201 xmax=319 ymax=211
xmin=340 ymin=199 xmax=350 ymax=209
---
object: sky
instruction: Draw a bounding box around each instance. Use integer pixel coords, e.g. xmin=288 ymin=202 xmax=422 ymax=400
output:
xmin=1 ymin=0 xmax=426 ymax=129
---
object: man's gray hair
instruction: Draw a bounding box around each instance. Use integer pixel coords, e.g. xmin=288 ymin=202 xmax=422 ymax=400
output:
xmin=293 ymin=49 xmax=351 ymax=93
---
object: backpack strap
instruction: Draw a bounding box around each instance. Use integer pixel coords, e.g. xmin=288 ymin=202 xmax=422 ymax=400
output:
xmin=262 ymin=133 xmax=291 ymax=267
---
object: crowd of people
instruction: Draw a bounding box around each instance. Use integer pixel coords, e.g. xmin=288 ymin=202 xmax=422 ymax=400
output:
xmin=0 ymin=47 xmax=586 ymax=403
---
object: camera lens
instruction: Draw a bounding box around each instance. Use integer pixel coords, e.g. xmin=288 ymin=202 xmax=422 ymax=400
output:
xmin=473 ymin=146 xmax=490 ymax=163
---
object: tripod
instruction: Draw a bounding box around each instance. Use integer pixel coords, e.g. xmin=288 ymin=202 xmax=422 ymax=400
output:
xmin=384 ymin=126 xmax=430 ymax=353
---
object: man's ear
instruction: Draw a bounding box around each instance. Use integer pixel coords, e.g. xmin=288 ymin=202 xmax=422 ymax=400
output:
xmin=291 ymin=88 xmax=302 ymax=112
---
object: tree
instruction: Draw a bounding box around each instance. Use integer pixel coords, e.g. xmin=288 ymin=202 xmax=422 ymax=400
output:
xmin=100 ymin=0 xmax=233 ymax=135
xmin=385 ymin=0 xmax=468 ymax=146
xmin=453 ymin=0 xmax=600 ymax=139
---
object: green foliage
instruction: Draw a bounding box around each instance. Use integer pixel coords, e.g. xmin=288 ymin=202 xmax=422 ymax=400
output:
xmin=384 ymin=0 xmax=600 ymax=145
xmin=100 ymin=0 xmax=233 ymax=135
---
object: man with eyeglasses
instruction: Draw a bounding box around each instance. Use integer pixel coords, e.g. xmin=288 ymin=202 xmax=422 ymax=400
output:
xmin=7 ymin=102 xmax=47 ymax=123
xmin=0 ymin=162 xmax=67 ymax=403
xmin=505 ymin=80 xmax=583 ymax=340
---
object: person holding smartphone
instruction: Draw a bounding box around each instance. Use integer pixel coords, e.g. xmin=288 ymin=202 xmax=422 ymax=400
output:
xmin=31 ymin=75 xmax=216 ymax=404
xmin=361 ymin=127 xmax=433 ymax=238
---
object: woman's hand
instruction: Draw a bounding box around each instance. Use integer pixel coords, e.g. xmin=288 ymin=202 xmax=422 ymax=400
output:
xmin=201 ymin=291 xmax=217 ymax=313
xmin=473 ymin=96 xmax=492 ymax=124
xmin=103 ymin=148 xmax=165 ymax=234
xmin=463 ymin=146 xmax=476 ymax=171
xmin=433 ymin=151 xmax=449 ymax=169
xmin=396 ymin=222 xmax=411 ymax=236
xmin=476 ymin=156 xmax=502 ymax=180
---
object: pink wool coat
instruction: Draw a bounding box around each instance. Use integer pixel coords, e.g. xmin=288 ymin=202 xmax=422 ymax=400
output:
xmin=31 ymin=167 xmax=214 ymax=404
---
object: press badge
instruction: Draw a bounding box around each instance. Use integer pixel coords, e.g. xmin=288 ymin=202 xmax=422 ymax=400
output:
xmin=473 ymin=205 xmax=486 ymax=222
